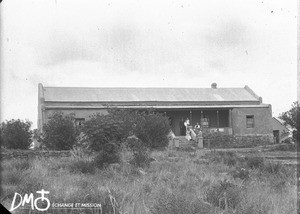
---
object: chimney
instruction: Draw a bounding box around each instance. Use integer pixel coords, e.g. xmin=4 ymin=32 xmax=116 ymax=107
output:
xmin=211 ymin=83 xmax=217 ymax=89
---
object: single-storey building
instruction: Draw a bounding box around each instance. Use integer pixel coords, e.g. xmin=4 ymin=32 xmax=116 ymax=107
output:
xmin=271 ymin=117 xmax=292 ymax=143
xmin=37 ymin=83 xmax=273 ymax=140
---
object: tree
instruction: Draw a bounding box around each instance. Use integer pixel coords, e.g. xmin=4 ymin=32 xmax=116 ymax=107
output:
xmin=82 ymin=109 xmax=140 ymax=168
xmin=83 ymin=109 xmax=171 ymax=169
xmin=279 ymin=101 xmax=299 ymax=143
xmin=0 ymin=119 xmax=33 ymax=149
xmin=82 ymin=109 xmax=138 ymax=151
xmin=83 ymin=109 xmax=171 ymax=150
xmin=134 ymin=111 xmax=171 ymax=149
xmin=42 ymin=112 xmax=79 ymax=150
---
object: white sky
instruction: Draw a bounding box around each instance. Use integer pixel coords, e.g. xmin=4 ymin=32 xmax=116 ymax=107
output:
xmin=0 ymin=0 xmax=297 ymax=129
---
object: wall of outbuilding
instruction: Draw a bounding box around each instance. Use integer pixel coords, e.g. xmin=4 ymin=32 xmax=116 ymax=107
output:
xmin=232 ymin=106 xmax=273 ymax=138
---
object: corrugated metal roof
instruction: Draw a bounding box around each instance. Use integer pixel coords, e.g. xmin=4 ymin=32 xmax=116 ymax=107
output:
xmin=43 ymin=87 xmax=260 ymax=102
xmin=45 ymin=104 xmax=270 ymax=110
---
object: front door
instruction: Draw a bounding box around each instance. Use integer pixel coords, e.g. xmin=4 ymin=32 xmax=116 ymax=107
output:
xmin=273 ymin=130 xmax=279 ymax=144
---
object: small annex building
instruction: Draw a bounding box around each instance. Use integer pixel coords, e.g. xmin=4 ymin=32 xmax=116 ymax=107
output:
xmin=37 ymin=83 xmax=273 ymax=140
xmin=271 ymin=117 xmax=292 ymax=143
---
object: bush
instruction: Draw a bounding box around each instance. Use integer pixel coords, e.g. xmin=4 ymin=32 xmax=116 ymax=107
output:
xmin=97 ymin=188 xmax=121 ymax=214
xmin=0 ymin=119 xmax=33 ymax=149
xmin=245 ymin=156 xmax=264 ymax=169
xmin=130 ymin=150 xmax=151 ymax=168
xmin=150 ymin=188 xmax=213 ymax=214
xmin=205 ymin=151 xmax=239 ymax=167
xmin=268 ymin=143 xmax=297 ymax=151
xmin=205 ymin=180 xmax=242 ymax=210
xmin=68 ymin=159 xmax=95 ymax=174
xmin=221 ymin=152 xmax=239 ymax=167
xmin=134 ymin=111 xmax=171 ymax=149
xmin=260 ymin=162 xmax=296 ymax=185
xmin=83 ymin=109 xmax=170 ymax=170
xmin=83 ymin=109 xmax=170 ymax=151
xmin=93 ymin=143 xmax=120 ymax=169
xmin=126 ymin=138 xmax=152 ymax=168
xmin=82 ymin=110 xmax=138 ymax=152
xmin=230 ymin=167 xmax=250 ymax=180
xmin=262 ymin=161 xmax=282 ymax=174
xmin=17 ymin=174 xmax=44 ymax=195
xmin=32 ymin=128 xmax=43 ymax=147
xmin=2 ymin=170 xmax=24 ymax=185
xmin=42 ymin=112 xmax=79 ymax=150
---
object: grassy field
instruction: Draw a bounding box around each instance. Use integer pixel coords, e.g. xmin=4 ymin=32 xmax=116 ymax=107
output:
xmin=0 ymin=148 xmax=298 ymax=214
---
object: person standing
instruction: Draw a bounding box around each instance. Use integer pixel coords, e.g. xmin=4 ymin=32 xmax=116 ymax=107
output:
xmin=184 ymin=118 xmax=191 ymax=140
xmin=184 ymin=118 xmax=190 ymax=130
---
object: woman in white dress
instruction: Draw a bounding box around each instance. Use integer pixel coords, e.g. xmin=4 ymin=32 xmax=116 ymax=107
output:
xmin=184 ymin=118 xmax=191 ymax=140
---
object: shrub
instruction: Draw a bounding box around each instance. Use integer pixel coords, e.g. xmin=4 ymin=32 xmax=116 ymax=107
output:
xmin=205 ymin=151 xmax=239 ymax=167
xmin=13 ymin=159 xmax=31 ymax=171
xmin=262 ymin=161 xmax=282 ymax=174
xmin=269 ymin=143 xmax=297 ymax=151
xmin=17 ymin=174 xmax=44 ymax=195
xmin=230 ymin=167 xmax=250 ymax=180
xmin=150 ymin=188 xmax=213 ymax=214
xmin=204 ymin=150 xmax=223 ymax=163
xmin=2 ymin=170 xmax=24 ymax=185
xmin=83 ymin=109 xmax=170 ymax=151
xmin=93 ymin=143 xmax=120 ymax=169
xmin=134 ymin=111 xmax=171 ymax=149
xmin=82 ymin=110 xmax=137 ymax=151
xmin=279 ymin=101 xmax=298 ymax=142
xmin=259 ymin=162 xmax=296 ymax=187
xmin=205 ymin=180 xmax=242 ymax=210
xmin=83 ymin=109 xmax=170 ymax=169
xmin=222 ymin=152 xmax=239 ymax=167
xmin=236 ymin=197 xmax=271 ymax=214
xmin=130 ymin=150 xmax=151 ymax=168
xmin=68 ymin=159 xmax=95 ymax=174
xmin=0 ymin=119 xmax=33 ymax=149
xmin=97 ymin=188 xmax=121 ymax=214
xmin=32 ymin=128 xmax=43 ymax=148
xmin=70 ymin=144 xmax=91 ymax=159
xmin=245 ymin=156 xmax=264 ymax=169
xmin=2 ymin=158 xmax=31 ymax=171
xmin=268 ymin=176 xmax=287 ymax=192
xmin=42 ymin=112 xmax=79 ymax=150
xmin=127 ymin=139 xmax=152 ymax=168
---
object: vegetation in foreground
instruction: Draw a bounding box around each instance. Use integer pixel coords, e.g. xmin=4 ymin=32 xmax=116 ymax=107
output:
xmin=0 ymin=149 xmax=297 ymax=214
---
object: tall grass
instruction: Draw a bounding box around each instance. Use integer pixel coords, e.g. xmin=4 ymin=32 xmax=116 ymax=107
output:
xmin=0 ymin=149 xmax=297 ymax=214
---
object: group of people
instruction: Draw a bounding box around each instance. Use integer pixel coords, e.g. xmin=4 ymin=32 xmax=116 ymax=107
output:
xmin=180 ymin=118 xmax=201 ymax=141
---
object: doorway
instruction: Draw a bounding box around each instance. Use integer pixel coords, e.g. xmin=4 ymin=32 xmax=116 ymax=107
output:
xmin=273 ymin=130 xmax=279 ymax=144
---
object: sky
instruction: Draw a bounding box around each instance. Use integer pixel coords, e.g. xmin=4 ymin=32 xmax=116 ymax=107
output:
xmin=0 ymin=0 xmax=297 ymax=129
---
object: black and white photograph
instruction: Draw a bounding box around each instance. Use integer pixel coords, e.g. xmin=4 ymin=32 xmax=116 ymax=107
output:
xmin=0 ymin=0 xmax=298 ymax=213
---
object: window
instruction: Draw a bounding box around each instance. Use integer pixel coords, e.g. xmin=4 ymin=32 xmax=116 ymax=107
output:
xmin=246 ymin=115 xmax=254 ymax=128
xmin=75 ymin=118 xmax=85 ymax=126
xmin=201 ymin=117 xmax=209 ymax=128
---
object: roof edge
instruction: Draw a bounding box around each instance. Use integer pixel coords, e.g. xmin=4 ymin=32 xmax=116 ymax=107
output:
xmin=244 ymin=85 xmax=261 ymax=102
xmin=43 ymin=86 xmax=247 ymax=90
xmin=45 ymin=104 xmax=271 ymax=110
